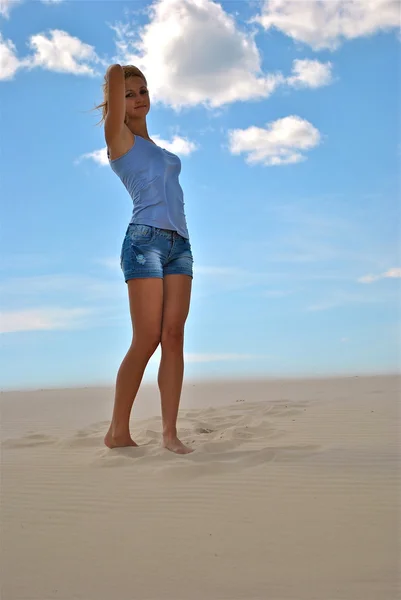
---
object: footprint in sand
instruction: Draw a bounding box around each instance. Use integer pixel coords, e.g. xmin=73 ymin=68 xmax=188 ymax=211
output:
xmin=195 ymin=426 xmax=214 ymax=434
xmin=2 ymin=433 xmax=57 ymax=449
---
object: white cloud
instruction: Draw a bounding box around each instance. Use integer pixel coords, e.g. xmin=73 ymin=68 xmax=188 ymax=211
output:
xmin=0 ymin=0 xmax=63 ymax=13
xmin=308 ymin=277 xmax=399 ymax=310
xmin=194 ymin=266 xmax=244 ymax=276
xmin=359 ymin=274 xmax=379 ymax=284
xmin=112 ymin=0 xmax=284 ymax=109
xmin=263 ymin=289 xmax=293 ymax=298
xmin=228 ymin=115 xmax=321 ymax=166
xmin=1 ymin=29 xmax=100 ymax=80
xmin=148 ymin=350 xmax=270 ymax=364
xmin=254 ymin=0 xmax=400 ymax=50
xmin=0 ymin=34 xmax=20 ymax=80
xmin=78 ymin=135 xmax=197 ymax=166
xmin=78 ymin=147 xmax=109 ymax=167
xmin=95 ymin=257 xmax=121 ymax=271
xmin=386 ymin=268 xmax=401 ymax=279
xmin=184 ymin=353 xmax=269 ymax=363
xmin=308 ymin=292 xmax=384 ymax=311
xmin=1 ymin=308 xmax=90 ymax=333
xmin=287 ymin=59 xmax=333 ymax=89
xmin=0 ymin=275 xmax=123 ymax=305
xmin=358 ymin=267 xmax=401 ymax=283
xmin=25 ymin=29 xmax=100 ymax=75
xmin=152 ymin=135 xmax=198 ymax=155
xmin=0 ymin=0 xmax=18 ymax=18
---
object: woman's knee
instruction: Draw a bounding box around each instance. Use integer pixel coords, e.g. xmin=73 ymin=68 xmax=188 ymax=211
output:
xmin=133 ymin=330 xmax=161 ymax=355
xmin=161 ymin=326 xmax=184 ymax=349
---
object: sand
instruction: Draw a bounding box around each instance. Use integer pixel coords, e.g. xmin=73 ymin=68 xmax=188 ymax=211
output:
xmin=1 ymin=375 xmax=400 ymax=600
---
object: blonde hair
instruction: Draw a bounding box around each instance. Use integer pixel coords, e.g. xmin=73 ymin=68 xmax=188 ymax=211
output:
xmin=95 ymin=65 xmax=148 ymax=125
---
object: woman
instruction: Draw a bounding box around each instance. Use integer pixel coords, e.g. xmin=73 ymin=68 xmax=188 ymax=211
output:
xmin=98 ymin=64 xmax=194 ymax=454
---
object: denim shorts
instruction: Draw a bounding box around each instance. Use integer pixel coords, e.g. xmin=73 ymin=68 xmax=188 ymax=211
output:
xmin=120 ymin=224 xmax=194 ymax=282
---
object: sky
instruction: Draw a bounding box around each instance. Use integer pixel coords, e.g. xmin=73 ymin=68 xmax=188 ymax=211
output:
xmin=0 ymin=0 xmax=400 ymax=390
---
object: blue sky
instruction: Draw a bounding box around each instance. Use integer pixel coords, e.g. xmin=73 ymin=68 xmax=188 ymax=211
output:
xmin=0 ymin=0 xmax=399 ymax=390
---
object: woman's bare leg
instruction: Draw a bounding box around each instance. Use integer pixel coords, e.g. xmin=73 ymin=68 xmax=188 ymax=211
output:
xmin=157 ymin=274 xmax=193 ymax=454
xmin=105 ymin=278 xmax=163 ymax=448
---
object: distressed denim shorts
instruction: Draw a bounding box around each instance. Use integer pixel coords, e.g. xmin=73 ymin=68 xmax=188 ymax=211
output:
xmin=120 ymin=223 xmax=194 ymax=282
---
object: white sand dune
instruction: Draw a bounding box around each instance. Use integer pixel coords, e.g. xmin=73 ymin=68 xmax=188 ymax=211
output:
xmin=1 ymin=375 xmax=399 ymax=600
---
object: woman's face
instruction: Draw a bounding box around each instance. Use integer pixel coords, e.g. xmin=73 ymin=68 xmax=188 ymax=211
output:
xmin=124 ymin=76 xmax=150 ymax=121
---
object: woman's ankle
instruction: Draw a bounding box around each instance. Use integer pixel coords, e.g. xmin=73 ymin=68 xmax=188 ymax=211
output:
xmin=163 ymin=427 xmax=177 ymax=440
xmin=108 ymin=421 xmax=130 ymax=438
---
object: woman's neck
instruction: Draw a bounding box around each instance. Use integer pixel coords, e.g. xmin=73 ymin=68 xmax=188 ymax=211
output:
xmin=128 ymin=120 xmax=150 ymax=141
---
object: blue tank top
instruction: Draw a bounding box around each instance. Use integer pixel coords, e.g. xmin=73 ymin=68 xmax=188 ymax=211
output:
xmin=108 ymin=135 xmax=189 ymax=239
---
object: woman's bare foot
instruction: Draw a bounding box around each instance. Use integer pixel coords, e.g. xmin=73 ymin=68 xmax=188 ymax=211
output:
xmin=104 ymin=429 xmax=138 ymax=449
xmin=163 ymin=435 xmax=193 ymax=454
